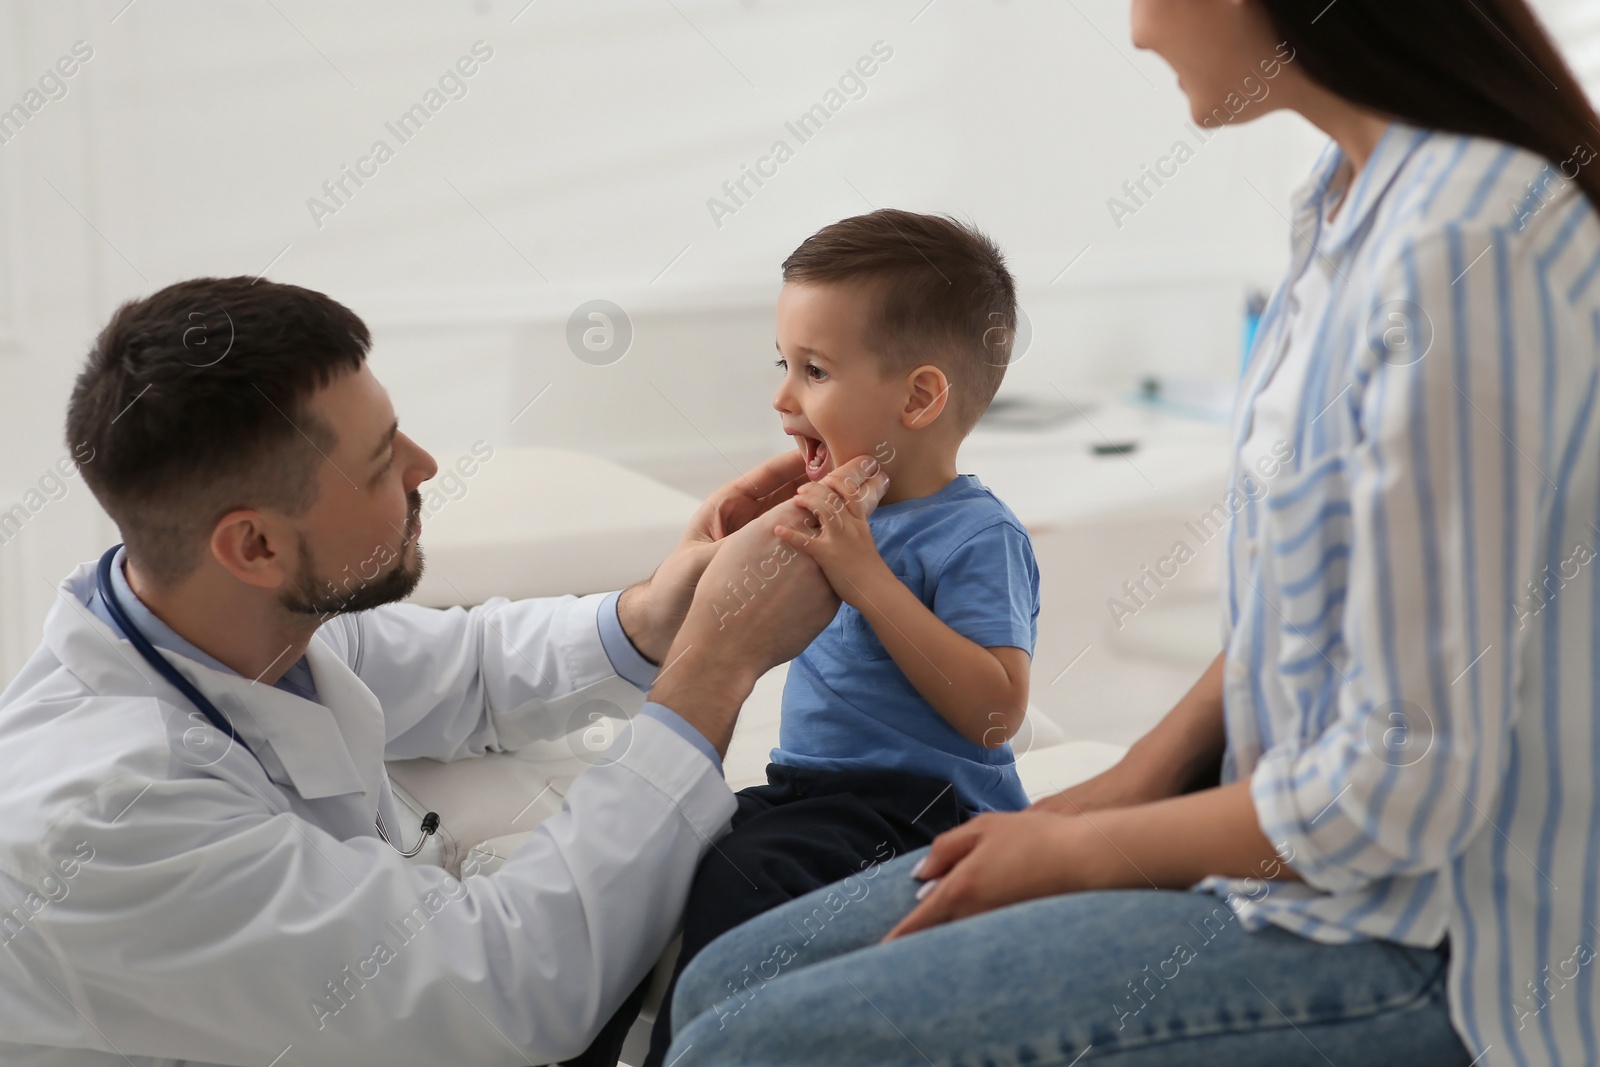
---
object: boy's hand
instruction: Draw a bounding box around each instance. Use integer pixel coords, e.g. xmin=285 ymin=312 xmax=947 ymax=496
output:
xmin=649 ymin=454 xmax=891 ymax=756
xmin=620 ymin=451 xmax=808 ymax=662
xmin=774 ymin=463 xmax=892 ymax=605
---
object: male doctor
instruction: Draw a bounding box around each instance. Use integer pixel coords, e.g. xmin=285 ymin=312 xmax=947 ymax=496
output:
xmin=0 ymin=277 xmax=886 ymax=1065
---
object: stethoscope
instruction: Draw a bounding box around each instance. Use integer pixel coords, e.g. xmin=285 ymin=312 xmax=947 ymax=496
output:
xmin=96 ymin=544 xmax=441 ymax=858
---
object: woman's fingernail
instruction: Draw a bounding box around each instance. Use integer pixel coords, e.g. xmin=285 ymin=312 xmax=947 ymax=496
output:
xmin=863 ymin=455 xmax=879 ymax=474
xmin=915 ymin=877 xmax=939 ymax=901
xmin=909 ymin=857 xmax=925 ymax=879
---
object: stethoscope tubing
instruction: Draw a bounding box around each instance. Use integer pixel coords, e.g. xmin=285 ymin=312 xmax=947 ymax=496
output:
xmin=94 ymin=544 xmax=438 ymax=859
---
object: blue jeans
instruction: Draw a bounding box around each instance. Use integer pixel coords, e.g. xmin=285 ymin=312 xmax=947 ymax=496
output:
xmin=666 ymin=847 xmax=1471 ymax=1066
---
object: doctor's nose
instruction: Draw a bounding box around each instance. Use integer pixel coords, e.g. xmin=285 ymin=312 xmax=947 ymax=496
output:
xmin=400 ymin=433 xmax=438 ymax=490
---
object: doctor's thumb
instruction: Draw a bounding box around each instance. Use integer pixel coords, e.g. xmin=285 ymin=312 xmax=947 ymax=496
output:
xmin=836 ymin=454 xmax=891 ymax=518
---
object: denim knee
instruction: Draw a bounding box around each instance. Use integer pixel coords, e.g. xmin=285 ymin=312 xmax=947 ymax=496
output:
xmin=672 ymin=846 xmax=929 ymax=1030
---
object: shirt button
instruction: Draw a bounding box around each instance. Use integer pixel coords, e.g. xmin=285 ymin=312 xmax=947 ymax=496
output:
xmin=1248 ymin=542 xmax=1260 ymax=560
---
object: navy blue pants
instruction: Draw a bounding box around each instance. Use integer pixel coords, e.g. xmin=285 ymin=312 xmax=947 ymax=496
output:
xmin=591 ymin=762 xmax=970 ymax=1067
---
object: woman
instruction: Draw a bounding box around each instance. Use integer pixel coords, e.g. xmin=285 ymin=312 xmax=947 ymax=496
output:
xmin=663 ymin=0 xmax=1600 ymax=1063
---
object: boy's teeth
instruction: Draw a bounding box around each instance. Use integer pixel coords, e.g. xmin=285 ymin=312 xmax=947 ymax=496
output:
xmin=793 ymin=432 xmax=827 ymax=472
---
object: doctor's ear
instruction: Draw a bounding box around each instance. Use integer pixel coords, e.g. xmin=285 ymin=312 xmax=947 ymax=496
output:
xmin=208 ymin=511 xmax=296 ymax=590
xmin=902 ymin=365 xmax=952 ymax=430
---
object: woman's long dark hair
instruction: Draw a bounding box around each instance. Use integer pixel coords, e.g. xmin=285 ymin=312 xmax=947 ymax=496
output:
xmin=1260 ymin=0 xmax=1600 ymax=213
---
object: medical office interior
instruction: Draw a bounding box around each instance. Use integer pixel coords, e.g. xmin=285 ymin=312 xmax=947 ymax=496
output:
xmin=2 ymin=0 xmax=1599 ymax=1059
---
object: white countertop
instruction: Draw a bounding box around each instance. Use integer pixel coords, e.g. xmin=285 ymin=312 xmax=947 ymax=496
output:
xmin=959 ymin=396 xmax=1236 ymax=530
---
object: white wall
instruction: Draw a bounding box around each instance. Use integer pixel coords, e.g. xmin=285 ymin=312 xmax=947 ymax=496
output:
xmin=0 ymin=0 xmax=1590 ymax=680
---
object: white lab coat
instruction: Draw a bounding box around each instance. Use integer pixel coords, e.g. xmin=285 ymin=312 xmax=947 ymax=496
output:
xmin=0 ymin=558 xmax=738 ymax=1066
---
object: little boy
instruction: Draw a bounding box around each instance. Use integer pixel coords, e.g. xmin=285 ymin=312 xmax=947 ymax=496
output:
xmin=634 ymin=209 xmax=1040 ymax=1067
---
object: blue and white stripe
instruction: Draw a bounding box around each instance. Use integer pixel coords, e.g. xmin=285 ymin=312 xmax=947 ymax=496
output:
xmin=1198 ymin=122 xmax=1600 ymax=1064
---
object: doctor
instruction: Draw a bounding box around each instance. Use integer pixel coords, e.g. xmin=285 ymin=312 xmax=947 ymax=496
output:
xmin=0 ymin=275 xmax=887 ymax=1066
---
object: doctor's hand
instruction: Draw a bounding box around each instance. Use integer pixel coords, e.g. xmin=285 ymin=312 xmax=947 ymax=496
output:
xmin=773 ymin=466 xmax=893 ymax=607
xmin=648 ymin=453 xmax=889 ymax=757
xmin=619 ymin=451 xmax=810 ymax=663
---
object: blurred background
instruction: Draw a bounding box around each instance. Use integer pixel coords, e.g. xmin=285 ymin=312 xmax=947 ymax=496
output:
xmin=2 ymin=0 xmax=1596 ymax=736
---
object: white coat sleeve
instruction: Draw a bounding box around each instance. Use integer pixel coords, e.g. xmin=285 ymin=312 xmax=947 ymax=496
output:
xmin=11 ymin=704 xmax=736 ymax=1066
xmin=322 ymin=591 xmax=631 ymax=762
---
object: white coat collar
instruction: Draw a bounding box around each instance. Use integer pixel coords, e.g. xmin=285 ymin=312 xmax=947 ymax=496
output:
xmin=47 ymin=557 xmax=386 ymax=804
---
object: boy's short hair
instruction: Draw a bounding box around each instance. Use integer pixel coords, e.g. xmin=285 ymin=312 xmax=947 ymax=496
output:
xmin=66 ymin=276 xmax=369 ymax=588
xmin=781 ymin=209 xmax=1017 ymax=430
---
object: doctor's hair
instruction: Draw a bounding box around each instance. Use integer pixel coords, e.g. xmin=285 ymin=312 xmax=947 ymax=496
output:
xmin=781 ymin=209 xmax=1017 ymax=431
xmin=1258 ymin=0 xmax=1600 ymax=215
xmin=65 ymin=276 xmax=370 ymax=588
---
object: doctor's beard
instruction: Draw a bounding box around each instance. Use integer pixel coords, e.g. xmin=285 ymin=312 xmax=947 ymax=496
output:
xmin=281 ymin=492 xmax=425 ymax=619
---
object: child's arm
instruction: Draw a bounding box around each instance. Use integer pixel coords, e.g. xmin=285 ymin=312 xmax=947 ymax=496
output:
xmin=775 ymin=472 xmax=1030 ymax=749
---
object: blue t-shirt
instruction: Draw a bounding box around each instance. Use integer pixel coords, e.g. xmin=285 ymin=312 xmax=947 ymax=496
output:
xmin=774 ymin=474 xmax=1039 ymax=812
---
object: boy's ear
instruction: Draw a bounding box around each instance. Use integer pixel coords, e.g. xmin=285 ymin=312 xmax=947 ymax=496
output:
xmin=902 ymin=365 xmax=952 ymax=430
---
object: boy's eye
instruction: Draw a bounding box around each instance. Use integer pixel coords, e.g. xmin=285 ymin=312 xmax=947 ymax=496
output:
xmin=773 ymin=356 xmax=825 ymax=382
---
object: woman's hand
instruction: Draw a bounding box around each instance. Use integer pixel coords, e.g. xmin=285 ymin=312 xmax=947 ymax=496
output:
xmin=884 ymin=780 xmax=1300 ymax=943
xmin=881 ymin=810 xmax=1108 ymax=942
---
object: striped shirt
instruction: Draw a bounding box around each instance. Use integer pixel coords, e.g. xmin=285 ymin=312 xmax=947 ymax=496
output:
xmin=1195 ymin=121 xmax=1600 ymax=1065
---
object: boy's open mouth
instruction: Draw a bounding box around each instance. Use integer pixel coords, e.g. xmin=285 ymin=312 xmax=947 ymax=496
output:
xmin=794 ymin=433 xmax=831 ymax=481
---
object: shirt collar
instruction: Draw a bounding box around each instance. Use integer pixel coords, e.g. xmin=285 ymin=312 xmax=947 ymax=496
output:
xmin=91 ymin=545 xmax=238 ymax=676
xmin=89 ymin=545 xmax=319 ymax=700
xmin=1232 ymin=124 xmax=1430 ymax=470
xmin=58 ymin=553 xmax=380 ymax=802
xmin=1293 ymin=121 xmax=1433 ymax=264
